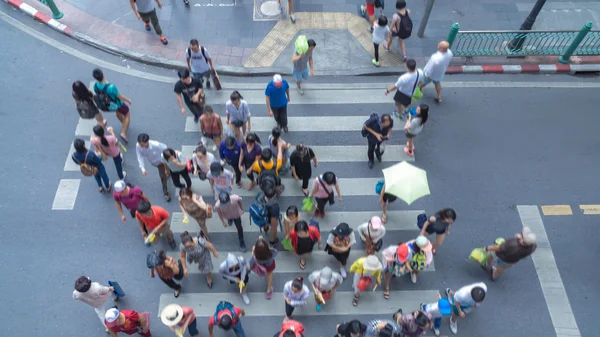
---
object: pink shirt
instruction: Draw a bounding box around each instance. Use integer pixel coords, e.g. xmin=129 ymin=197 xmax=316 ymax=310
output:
xmin=312 ymin=175 xmax=337 ymax=198
xmin=91 ymin=135 xmax=120 ymax=158
xmin=215 ymin=195 xmax=244 ymax=220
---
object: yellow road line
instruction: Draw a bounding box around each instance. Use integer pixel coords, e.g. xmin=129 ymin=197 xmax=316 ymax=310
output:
xmin=580 ymin=205 xmax=600 ymax=215
xmin=541 ymin=205 xmax=573 ymax=216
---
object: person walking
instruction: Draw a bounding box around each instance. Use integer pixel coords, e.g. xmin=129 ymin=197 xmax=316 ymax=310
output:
xmin=403 ymin=104 xmax=428 ymax=156
xmin=136 ymin=133 xmax=171 ymax=201
xmin=308 ymin=171 xmax=342 ymax=218
xmin=419 ymin=41 xmax=453 ymax=103
xmin=268 ymin=127 xmax=292 ymax=173
xmin=162 ymin=148 xmax=192 ymax=189
xmin=444 ymin=282 xmax=487 ymax=334
xmin=288 ymin=220 xmax=321 ymax=270
xmin=371 ymin=15 xmax=390 ymax=67
xmin=220 ymin=136 xmax=243 ymax=188
xmin=419 ymin=292 xmax=452 ymax=337
xmin=384 ymin=0 xmax=412 ymax=62
xmin=220 ymin=253 xmax=251 ymax=304
xmin=336 ymin=319 xmax=367 ymax=337
xmin=72 ymin=80 xmax=106 ymax=127
xmin=283 ymin=276 xmax=310 ymax=320
xmin=249 ymin=237 xmax=278 ymax=299
xmin=265 ymin=75 xmax=291 ymax=132
xmin=363 ymin=113 xmax=393 ymax=169
xmin=278 ymin=0 xmax=295 ymax=23
xmin=394 ymin=310 xmax=432 ymax=337
xmin=382 ymin=243 xmax=410 ymax=300
xmin=215 ymin=191 xmax=247 ymax=251
xmin=175 ymin=68 xmax=205 ymax=123
xmin=178 ymin=187 xmax=212 ymax=238
xmin=208 ymin=162 xmax=234 ymax=197
xmin=160 ymin=304 xmax=200 ymax=337
xmin=419 ymin=208 xmax=456 ymax=254
xmin=248 ymin=146 xmax=285 ymax=196
xmin=72 ymin=138 xmax=112 ymax=193
xmin=200 ymin=106 xmax=223 ymax=151
xmin=180 ymin=231 xmax=218 ymax=289
xmin=309 ymin=266 xmax=342 ymax=312
xmin=192 ymin=143 xmax=216 ymax=181
xmin=364 ymin=319 xmax=402 ymax=337
xmin=291 ymin=39 xmax=316 ymax=95
xmin=483 ymin=227 xmax=537 ymax=281
xmin=92 ymin=68 xmax=132 ymax=143
xmin=186 ymin=39 xmax=215 ymax=88
xmin=239 ymin=133 xmax=262 ymax=190
xmin=283 ymin=205 xmax=300 ymax=237
xmin=208 ymin=301 xmax=247 ymax=337
xmin=148 ymin=250 xmax=184 ymax=297
xmin=113 ymin=180 xmax=149 ymax=222
xmin=324 ymin=223 xmax=356 ymax=278
xmin=274 ymin=320 xmax=306 ymax=337
xmin=129 ymin=0 xmax=168 ymax=45
xmin=136 ymin=200 xmax=176 ymax=249
xmin=361 ymin=0 xmax=376 ymax=32
xmin=385 ymin=59 xmax=423 ymax=120
xmin=105 ymin=308 xmax=151 ymax=337
xmin=226 ymin=91 xmax=252 ymax=141
xmin=349 ymin=255 xmax=383 ymax=306
xmin=378 ymin=182 xmax=397 ymax=223
xmin=357 ymin=216 xmax=386 ymax=255
xmin=406 ymin=236 xmax=433 ymax=284
xmin=91 ymin=125 xmax=125 ymax=180
xmin=73 ymin=276 xmax=116 ymax=330
xmin=290 ymin=144 xmax=317 ymax=196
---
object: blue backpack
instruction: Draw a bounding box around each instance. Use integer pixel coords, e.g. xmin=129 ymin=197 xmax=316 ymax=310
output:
xmin=375 ymin=180 xmax=385 ymax=194
xmin=249 ymin=193 xmax=269 ymax=228
xmin=213 ymin=301 xmax=236 ymax=326
xmin=417 ymin=213 xmax=427 ymax=229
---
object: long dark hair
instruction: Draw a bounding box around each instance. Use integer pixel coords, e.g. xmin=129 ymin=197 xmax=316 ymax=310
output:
xmin=72 ymin=81 xmax=93 ymax=102
xmin=254 ymin=237 xmax=273 ymax=260
xmin=230 ymin=90 xmax=243 ymax=101
xmin=245 ymin=132 xmax=262 ymax=145
xmin=417 ymin=104 xmax=429 ymax=125
xmin=271 ymin=127 xmax=281 ymax=147
xmin=435 ymin=208 xmax=456 ymax=221
xmin=93 ymin=125 xmax=109 ymax=147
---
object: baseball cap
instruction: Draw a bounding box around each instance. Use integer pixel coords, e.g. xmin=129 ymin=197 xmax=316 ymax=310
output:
xmin=396 ymin=244 xmax=409 ymax=263
xmin=370 ymin=216 xmax=382 ymax=230
xmin=105 ymin=308 xmax=120 ymax=327
xmin=210 ymin=162 xmax=223 ymax=176
xmin=114 ymin=180 xmax=126 ymax=192
xmin=415 ymin=235 xmax=432 ymax=251
xmin=522 ymin=227 xmax=536 ymax=245
xmin=218 ymin=191 xmax=231 ymax=205
xmin=273 ymin=74 xmax=282 ymax=83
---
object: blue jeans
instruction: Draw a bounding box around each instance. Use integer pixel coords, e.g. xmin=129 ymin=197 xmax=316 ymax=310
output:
xmin=422 ymin=303 xmax=443 ymax=330
xmin=232 ymin=321 xmax=246 ymax=337
xmin=94 ymin=163 xmax=110 ymax=188
xmin=293 ymin=67 xmax=309 ymax=82
xmin=112 ymin=154 xmax=124 ymax=180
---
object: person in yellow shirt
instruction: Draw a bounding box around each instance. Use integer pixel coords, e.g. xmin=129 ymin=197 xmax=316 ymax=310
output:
xmin=349 ymin=255 xmax=382 ymax=306
xmin=247 ymin=141 xmax=285 ymax=196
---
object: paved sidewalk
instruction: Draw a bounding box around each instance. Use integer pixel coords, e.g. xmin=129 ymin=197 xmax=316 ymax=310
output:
xmin=4 ymin=0 xmax=600 ymax=74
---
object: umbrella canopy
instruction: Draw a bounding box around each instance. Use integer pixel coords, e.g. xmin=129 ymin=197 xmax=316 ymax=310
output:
xmin=382 ymin=161 xmax=430 ymax=205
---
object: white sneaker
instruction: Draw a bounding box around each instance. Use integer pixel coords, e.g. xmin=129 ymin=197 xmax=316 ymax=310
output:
xmin=242 ymin=294 xmax=250 ymax=305
xmin=410 ymin=272 xmax=417 ymax=284
xmin=122 ymin=171 xmax=127 ymax=180
xmin=450 ymin=319 xmax=457 ymax=334
xmin=212 ymin=145 xmax=217 ymax=151
xmin=340 ymin=267 xmax=347 ymax=278
xmin=434 ymin=328 xmax=440 ymax=336
xmin=296 ymin=87 xmax=304 ymax=95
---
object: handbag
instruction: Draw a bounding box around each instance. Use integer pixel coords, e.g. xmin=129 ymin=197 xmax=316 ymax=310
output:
xmin=367 ymin=225 xmax=383 ymax=254
xmin=393 ymin=72 xmax=421 ymax=105
xmin=356 ymin=271 xmax=373 ymax=292
xmin=411 ymin=73 xmax=422 ymax=100
xmin=302 ymin=197 xmax=315 ymax=212
xmin=250 ymin=257 xmax=267 ymax=277
xmin=318 ymin=176 xmax=335 ymax=205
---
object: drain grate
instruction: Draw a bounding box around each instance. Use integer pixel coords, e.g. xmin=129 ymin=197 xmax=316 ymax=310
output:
xmin=254 ymin=0 xmax=286 ymax=21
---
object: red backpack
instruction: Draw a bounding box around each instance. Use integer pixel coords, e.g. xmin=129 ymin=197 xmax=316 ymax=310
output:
xmin=279 ymin=320 xmax=305 ymax=337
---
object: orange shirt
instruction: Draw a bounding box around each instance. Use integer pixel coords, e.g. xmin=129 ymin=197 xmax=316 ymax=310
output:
xmin=136 ymin=206 xmax=169 ymax=231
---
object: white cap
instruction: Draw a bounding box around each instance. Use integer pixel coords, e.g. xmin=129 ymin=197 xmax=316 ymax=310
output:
xmin=105 ymin=308 xmax=119 ymax=323
xmin=273 ymin=74 xmax=282 ymax=83
xmin=114 ymin=180 xmax=126 ymax=192
xmin=522 ymin=227 xmax=536 ymax=245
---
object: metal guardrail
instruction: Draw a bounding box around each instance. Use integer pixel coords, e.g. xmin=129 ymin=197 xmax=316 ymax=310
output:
xmin=446 ymin=22 xmax=599 ymax=64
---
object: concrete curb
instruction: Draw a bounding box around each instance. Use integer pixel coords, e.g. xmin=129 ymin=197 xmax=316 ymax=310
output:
xmin=5 ymin=0 xmax=600 ymax=76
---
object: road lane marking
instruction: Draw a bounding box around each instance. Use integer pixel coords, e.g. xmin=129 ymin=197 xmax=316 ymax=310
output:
xmin=579 ymin=205 xmax=600 ymax=215
xmin=541 ymin=205 xmax=573 ymax=216
xmin=52 ymin=179 xmax=80 ymax=210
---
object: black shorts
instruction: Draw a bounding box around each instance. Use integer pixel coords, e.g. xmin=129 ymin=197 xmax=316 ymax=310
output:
xmin=325 ymin=245 xmax=351 ymax=266
xmin=405 ymin=131 xmax=416 ymax=139
xmin=393 ymin=90 xmax=411 ymax=107
xmin=228 ymin=273 xmax=250 ymax=285
xmin=231 ymin=120 xmax=244 ymax=127
xmin=382 ymin=193 xmax=397 ymax=203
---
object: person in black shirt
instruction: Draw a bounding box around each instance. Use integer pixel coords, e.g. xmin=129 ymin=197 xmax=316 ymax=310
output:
xmin=419 ymin=208 xmax=456 ymax=254
xmin=336 ymin=319 xmax=367 ymax=337
xmin=174 ymin=68 xmax=205 ymax=123
xmin=363 ymin=113 xmax=393 ymax=169
xmin=290 ymin=144 xmax=318 ymax=196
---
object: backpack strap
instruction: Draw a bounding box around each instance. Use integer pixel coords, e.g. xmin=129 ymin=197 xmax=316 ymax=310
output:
xmin=187 ymin=48 xmax=191 ymax=58
xmin=201 ymin=46 xmax=209 ymax=64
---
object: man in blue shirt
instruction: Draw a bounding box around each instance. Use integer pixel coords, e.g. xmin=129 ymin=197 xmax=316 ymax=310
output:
xmin=265 ymin=74 xmax=290 ymax=133
xmin=93 ymin=68 xmax=132 ymax=143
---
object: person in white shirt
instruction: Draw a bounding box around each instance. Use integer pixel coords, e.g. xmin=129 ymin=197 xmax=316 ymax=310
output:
xmin=419 ymin=41 xmax=453 ymax=103
xmin=308 ymin=266 xmax=343 ymax=311
xmin=185 ymin=39 xmax=214 ymax=89
xmin=357 ymin=216 xmax=386 ymax=254
xmin=372 ymin=15 xmax=390 ymax=67
xmin=384 ymin=59 xmax=424 ymax=119
xmin=136 ymin=133 xmax=171 ymax=201
xmin=226 ymin=90 xmax=252 ymax=141
xmin=445 ymin=282 xmax=487 ymax=334
xmin=403 ymin=104 xmax=429 ymax=156
xmin=192 ymin=144 xmax=216 ymax=181
xmin=73 ymin=276 xmax=115 ymax=330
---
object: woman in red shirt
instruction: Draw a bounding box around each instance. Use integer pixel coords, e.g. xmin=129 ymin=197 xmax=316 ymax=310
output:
xmin=289 ymin=220 xmax=321 ymax=270
xmin=199 ymin=105 xmax=223 ymax=151
xmin=105 ymin=308 xmax=151 ymax=337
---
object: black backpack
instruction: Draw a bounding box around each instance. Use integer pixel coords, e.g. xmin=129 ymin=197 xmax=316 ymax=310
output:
xmin=76 ymin=99 xmax=99 ymax=119
xmin=187 ymin=46 xmax=209 ymax=64
xmin=397 ymin=12 xmax=413 ymax=39
xmin=361 ymin=113 xmax=379 ymax=137
xmin=257 ymin=161 xmax=278 ymax=190
xmin=93 ymin=83 xmax=114 ymax=112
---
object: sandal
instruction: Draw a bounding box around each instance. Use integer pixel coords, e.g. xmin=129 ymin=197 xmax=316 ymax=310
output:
xmin=383 ymin=290 xmax=390 ymax=300
xmin=382 ymin=214 xmax=387 ymax=224
xmin=106 ymin=183 xmax=112 ymax=193
xmin=299 ymin=260 xmax=306 ymax=270
xmin=206 ymin=279 xmax=213 ymax=289
xmin=352 ymin=294 xmax=359 ymax=306
xmin=119 ymin=134 xmax=128 ymax=144
xmin=237 ymin=182 xmax=243 ymax=188
xmin=174 ymin=288 xmax=181 ymax=298
xmin=98 ymin=187 xmax=105 ymax=193
xmin=432 ymin=248 xmax=436 ymax=255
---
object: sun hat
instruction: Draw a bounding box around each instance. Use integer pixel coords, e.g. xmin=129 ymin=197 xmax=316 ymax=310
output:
xmin=160 ymin=304 xmax=184 ymax=326
xmin=363 ymin=255 xmax=383 ymax=271
xmin=415 ymin=235 xmax=432 ymax=251
xmin=114 ymin=180 xmax=126 ymax=192
xmin=333 ymin=222 xmax=352 ymax=237
xmin=522 ymin=227 xmax=536 ymax=245
xmin=396 ymin=244 xmax=409 ymax=263
xmin=370 ymin=216 xmax=382 ymax=230
xmin=105 ymin=308 xmax=120 ymax=328
xmin=319 ymin=266 xmax=333 ymax=286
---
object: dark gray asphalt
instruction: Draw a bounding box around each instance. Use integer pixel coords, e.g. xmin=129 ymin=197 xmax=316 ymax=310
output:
xmin=1 ymin=8 xmax=599 ymax=337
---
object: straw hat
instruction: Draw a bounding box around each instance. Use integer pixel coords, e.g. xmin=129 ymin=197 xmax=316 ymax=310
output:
xmin=363 ymin=255 xmax=383 ymax=271
xmin=161 ymin=304 xmax=184 ymax=326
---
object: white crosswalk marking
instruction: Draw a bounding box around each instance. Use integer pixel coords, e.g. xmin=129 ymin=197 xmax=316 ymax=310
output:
xmin=185 ymin=116 xmax=380 ymax=132
xmin=64 ymin=140 xmax=91 ymax=171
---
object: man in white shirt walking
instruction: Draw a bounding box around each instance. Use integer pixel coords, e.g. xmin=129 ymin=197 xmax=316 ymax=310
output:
xmin=73 ymin=276 xmax=115 ymax=331
xmin=384 ymin=59 xmax=424 ymax=119
xmin=136 ymin=133 xmax=171 ymax=202
xmin=419 ymin=41 xmax=453 ymax=103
